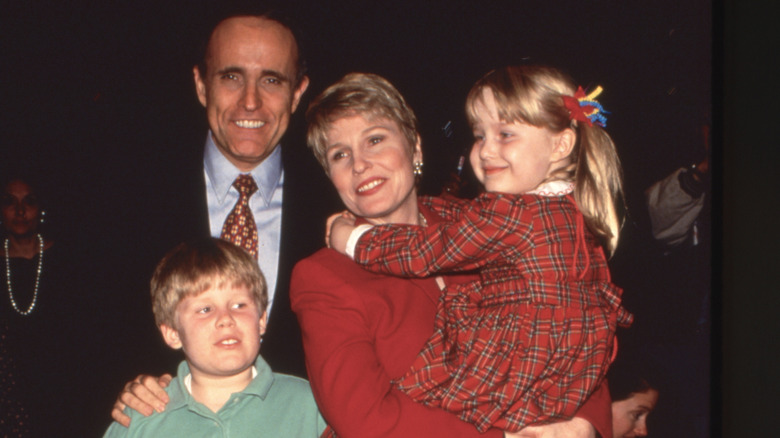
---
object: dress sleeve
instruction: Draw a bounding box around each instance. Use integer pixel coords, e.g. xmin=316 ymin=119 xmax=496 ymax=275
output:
xmin=419 ymin=195 xmax=469 ymax=222
xmin=355 ymin=193 xmax=532 ymax=277
xmin=290 ymin=257 xmax=502 ymax=438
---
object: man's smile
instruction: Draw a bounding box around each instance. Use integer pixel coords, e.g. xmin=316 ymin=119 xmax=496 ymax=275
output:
xmin=234 ymin=120 xmax=266 ymax=129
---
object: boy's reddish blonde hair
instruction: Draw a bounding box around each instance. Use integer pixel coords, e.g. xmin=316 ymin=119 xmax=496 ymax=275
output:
xmin=151 ymin=238 xmax=267 ymax=328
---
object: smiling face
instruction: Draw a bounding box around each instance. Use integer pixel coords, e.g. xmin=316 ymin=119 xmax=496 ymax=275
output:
xmin=1 ymin=179 xmax=41 ymax=237
xmin=325 ymin=114 xmax=422 ymax=225
xmin=469 ymin=89 xmax=573 ymax=194
xmin=161 ymin=284 xmax=266 ymax=380
xmin=611 ymin=389 xmax=660 ymax=438
xmin=194 ymin=16 xmax=309 ymax=171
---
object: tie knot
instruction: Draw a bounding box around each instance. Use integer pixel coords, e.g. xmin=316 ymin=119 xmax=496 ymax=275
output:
xmin=233 ymin=174 xmax=258 ymax=196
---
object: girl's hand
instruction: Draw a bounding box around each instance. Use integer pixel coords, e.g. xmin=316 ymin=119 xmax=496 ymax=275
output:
xmin=326 ymin=211 xmax=356 ymax=254
xmin=325 ymin=211 xmax=346 ymax=247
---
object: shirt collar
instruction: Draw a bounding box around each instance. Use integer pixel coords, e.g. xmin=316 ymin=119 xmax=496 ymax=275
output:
xmin=166 ymin=356 xmax=276 ymax=412
xmin=528 ymin=180 xmax=574 ymax=197
xmin=183 ymin=366 xmax=259 ymax=395
xmin=203 ymin=132 xmax=284 ymax=206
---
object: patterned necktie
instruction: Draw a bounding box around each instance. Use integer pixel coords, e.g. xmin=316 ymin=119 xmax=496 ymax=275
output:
xmin=220 ymin=174 xmax=259 ymax=258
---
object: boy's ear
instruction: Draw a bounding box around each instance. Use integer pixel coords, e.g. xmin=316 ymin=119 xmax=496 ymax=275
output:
xmin=551 ymin=128 xmax=577 ymax=162
xmin=160 ymin=324 xmax=183 ymax=350
xmin=258 ymin=311 xmax=268 ymax=337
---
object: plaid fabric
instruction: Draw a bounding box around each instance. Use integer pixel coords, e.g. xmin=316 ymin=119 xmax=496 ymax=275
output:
xmin=354 ymin=193 xmax=632 ymax=432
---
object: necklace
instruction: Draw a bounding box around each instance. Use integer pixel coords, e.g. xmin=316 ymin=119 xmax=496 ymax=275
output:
xmin=5 ymin=234 xmax=44 ymax=316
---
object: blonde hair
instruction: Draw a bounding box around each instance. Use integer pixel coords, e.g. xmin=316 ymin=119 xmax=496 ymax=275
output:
xmin=466 ymin=65 xmax=624 ymax=253
xmin=151 ymin=238 xmax=268 ymax=328
xmin=306 ymin=72 xmax=420 ymax=171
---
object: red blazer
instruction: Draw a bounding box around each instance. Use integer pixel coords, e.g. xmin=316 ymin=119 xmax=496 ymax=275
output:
xmin=291 ymin=247 xmax=503 ymax=437
xmin=290 ymin=205 xmax=612 ymax=437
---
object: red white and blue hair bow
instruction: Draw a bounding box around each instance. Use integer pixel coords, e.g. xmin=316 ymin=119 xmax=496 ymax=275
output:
xmin=563 ymin=86 xmax=609 ymax=128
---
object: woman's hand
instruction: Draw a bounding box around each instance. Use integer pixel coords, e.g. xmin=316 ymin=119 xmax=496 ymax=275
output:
xmin=504 ymin=417 xmax=596 ymax=438
xmin=326 ymin=211 xmax=356 ymax=254
xmin=111 ymin=374 xmax=173 ymax=427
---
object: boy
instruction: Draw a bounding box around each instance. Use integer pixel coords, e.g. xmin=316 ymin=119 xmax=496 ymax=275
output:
xmin=104 ymin=238 xmax=325 ymax=437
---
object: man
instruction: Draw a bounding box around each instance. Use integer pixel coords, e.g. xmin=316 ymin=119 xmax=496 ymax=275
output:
xmin=141 ymin=11 xmax=330 ymax=378
xmin=186 ymin=14 xmax=314 ymax=378
xmin=190 ymin=13 xmax=317 ymax=377
xmin=110 ymin=13 xmax=333 ymax=425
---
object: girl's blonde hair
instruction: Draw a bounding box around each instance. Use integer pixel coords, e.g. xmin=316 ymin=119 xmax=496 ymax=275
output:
xmin=466 ymin=65 xmax=624 ymax=253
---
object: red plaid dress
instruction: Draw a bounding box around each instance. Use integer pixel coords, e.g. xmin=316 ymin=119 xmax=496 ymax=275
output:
xmin=353 ymin=192 xmax=633 ymax=432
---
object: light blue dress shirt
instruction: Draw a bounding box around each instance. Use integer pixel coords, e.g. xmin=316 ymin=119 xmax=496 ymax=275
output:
xmin=203 ymin=133 xmax=283 ymax=317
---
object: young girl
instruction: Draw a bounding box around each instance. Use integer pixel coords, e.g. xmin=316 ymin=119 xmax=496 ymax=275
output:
xmin=329 ymin=65 xmax=633 ymax=432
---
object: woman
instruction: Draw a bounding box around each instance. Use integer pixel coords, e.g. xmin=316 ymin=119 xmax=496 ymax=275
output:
xmin=1 ymin=177 xmax=54 ymax=313
xmin=1 ymin=175 xmax=82 ymax=436
xmin=290 ymin=73 xmax=612 ymax=438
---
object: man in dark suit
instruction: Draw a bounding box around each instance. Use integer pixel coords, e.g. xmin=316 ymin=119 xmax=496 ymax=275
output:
xmin=183 ymin=12 xmax=311 ymax=378
xmin=111 ymin=11 xmax=335 ymax=425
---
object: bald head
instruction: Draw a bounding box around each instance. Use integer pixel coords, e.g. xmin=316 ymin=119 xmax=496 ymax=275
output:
xmin=199 ymin=15 xmax=306 ymax=89
xmin=192 ymin=15 xmax=310 ymax=171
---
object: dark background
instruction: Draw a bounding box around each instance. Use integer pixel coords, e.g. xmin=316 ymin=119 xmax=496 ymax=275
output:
xmin=0 ymin=0 xmax=768 ymax=436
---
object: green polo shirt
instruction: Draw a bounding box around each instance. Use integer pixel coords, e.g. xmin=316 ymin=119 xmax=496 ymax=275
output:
xmin=104 ymin=356 xmax=326 ymax=437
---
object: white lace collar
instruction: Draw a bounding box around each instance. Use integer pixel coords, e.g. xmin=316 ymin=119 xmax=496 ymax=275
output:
xmin=528 ymin=180 xmax=574 ymax=197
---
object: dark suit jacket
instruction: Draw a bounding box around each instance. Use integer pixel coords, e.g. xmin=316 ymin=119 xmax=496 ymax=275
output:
xmin=150 ymin=128 xmax=339 ymax=378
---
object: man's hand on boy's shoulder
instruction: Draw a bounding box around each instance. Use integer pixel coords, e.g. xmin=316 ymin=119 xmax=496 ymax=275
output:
xmin=112 ymin=374 xmax=173 ymax=427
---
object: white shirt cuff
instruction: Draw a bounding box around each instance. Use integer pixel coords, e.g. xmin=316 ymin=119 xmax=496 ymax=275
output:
xmin=346 ymin=224 xmax=373 ymax=259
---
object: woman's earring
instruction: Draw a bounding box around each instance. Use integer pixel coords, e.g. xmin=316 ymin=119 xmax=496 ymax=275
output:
xmin=40 ymin=210 xmax=46 ymax=224
xmin=413 ymin=161 xmax=423 ymax=177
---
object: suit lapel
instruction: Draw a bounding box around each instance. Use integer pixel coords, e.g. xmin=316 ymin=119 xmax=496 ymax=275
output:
xmin=259 ymin=138 xmax=332 ymax=377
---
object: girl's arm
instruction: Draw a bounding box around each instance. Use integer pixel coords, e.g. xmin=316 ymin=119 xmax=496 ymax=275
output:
xmin=419 ymin=195 xmax=470 ymax=222
xmin=289 ymin=256 xmax=503 ymax=438
xmin=355 ymin=193 xmax=533 ymax=277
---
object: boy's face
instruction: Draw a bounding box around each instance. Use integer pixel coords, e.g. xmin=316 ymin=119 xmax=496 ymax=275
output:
xmin=160 ymin=284 xmax=266 ymax=380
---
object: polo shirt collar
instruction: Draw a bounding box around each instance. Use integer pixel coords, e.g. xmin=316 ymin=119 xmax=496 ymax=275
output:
xmin=166 ymin=355 xmax=277 ymax=413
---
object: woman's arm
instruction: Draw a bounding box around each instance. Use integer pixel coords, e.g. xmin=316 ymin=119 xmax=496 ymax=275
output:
xmin=290 ymin=255 xmax=503 ymax=438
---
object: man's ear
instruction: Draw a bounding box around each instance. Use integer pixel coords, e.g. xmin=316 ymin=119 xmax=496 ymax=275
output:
xmin=551 ymin=128 xmax=577 ymax=162
xmin=193 ymin=66 xmax=208 ymax=108
xmin=160 ymin=324 xmax=183 ymax=350
xmin=290 ymin=76 xmax=310 ymax=113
